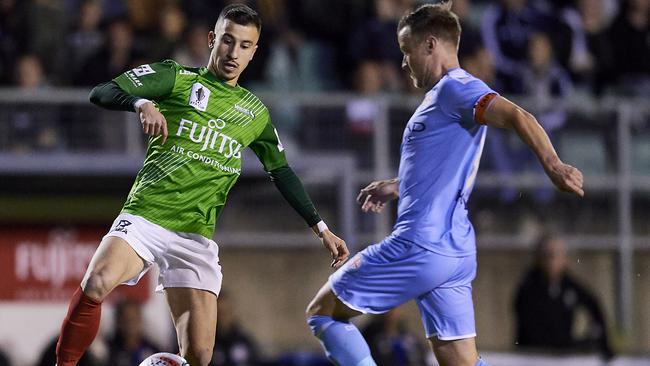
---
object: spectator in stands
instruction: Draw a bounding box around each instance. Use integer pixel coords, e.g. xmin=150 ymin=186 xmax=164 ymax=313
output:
xmin=346 ymin=60 xmax=383 ymax=134
xmin=75 ymin=18 xmax=144 ymax=86
xmin=284 ymin=0 xmax=370 ymax=89
xmin=576 ymin=0 xmax=616 ymax=95
xmin=460 ymin=43 xmax=496 ymax=88
xmin=521 ymin=32 xmax=572 ymax=138
xmin=174 ymin=23 xmax=210 ymax=68
xmin=211 ymin=291 xmax=261 ymax=366
xmin=537 ymin=0 xmax=591 ymax=78
xmin=452 ymin=0 xmax=484 ymax=61
xmin=27 ymin=0 xmax=68 ymax=84
xmin=149 ymin=3 xmax=187 ymax=61
xmin=67 ymin=0 xmax=105 ymax=81
xmin=7 ymin=54 xmax=62 ymax=153
xmin=15 ymin=54 xmax=48 ymax=89
xmin=264 ymin=16 xmax=311 ymax=91
xmin=100 ymin=0 xmax=128 ymax=23
xmin=361 ymin=307 xmax=427 ymax=366
xmin=608 ymin=0 xmax=650 ymax=96
xmin=124 ymin=0 xmax=161 ymax=35
xmin=345 ymin=60 xmax=384 ymax=168
xmin=0 ymin=0 xmax=647 ymax=96
xmin=514 ymin=234 xmax=614 ymax=360
xmin=107 ymin=299 xmax=161 ymax=366
xmin=36 ymin=335 xmax=105 ymax=366
xmin=481 ymin=0 xmax=572 ymax=94
xmin=348 ymin=0 xmax=412 ymax=92
xmin=0 ymin=0 xmax=30 ymax=85
xmin=481 ymin=0 xmax=540 ymax=93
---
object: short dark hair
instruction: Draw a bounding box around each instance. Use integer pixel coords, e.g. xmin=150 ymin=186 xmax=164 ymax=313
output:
xmin=398 ymin=2 xmax=461 ymax=47
xmin=216 ymin=4 xmax=262 ymax=32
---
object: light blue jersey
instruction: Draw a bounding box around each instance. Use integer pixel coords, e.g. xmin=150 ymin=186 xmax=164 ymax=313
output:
xmin=389 ymin=68 xmax=496 ymax=257
xmin=330 ymin=68 xmax=497 ymax=340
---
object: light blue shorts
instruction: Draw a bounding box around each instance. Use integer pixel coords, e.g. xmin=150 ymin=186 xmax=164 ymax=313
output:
xmin=329 ymin=237 xmax=477 ymax=340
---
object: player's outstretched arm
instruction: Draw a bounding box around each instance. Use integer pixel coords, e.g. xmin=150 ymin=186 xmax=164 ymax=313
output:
xmin=481 ymin=96 xmax=584 ymax=197
xmin=251 ymin=123 xmax=349 ymax=267
xmin=89 ymin=81 xmax=169 ymax=144
xmin=357 ymin=178 xmax=400 ymax=213
xmin=267 ymin=165 xmax=350 ymax=267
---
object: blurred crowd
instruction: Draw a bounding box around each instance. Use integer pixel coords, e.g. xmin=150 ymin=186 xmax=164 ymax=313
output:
xmin=0 ymin=0 xmax=648 ymax=97
xmin=0 ymin=0 xmax=648 ymax=193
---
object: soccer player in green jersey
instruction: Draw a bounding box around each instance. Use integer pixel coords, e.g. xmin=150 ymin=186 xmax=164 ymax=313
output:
xmin=55 ymin=5 xmax=350 ymax=366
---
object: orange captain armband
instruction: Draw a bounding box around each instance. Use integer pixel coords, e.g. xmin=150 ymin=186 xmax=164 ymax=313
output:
xmin=473 ymin=92 xmax=498 ymax=124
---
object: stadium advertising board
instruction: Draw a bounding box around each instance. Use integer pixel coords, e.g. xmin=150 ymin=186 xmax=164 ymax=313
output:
xmin=0 ymin=226 xmax=149 ymax=302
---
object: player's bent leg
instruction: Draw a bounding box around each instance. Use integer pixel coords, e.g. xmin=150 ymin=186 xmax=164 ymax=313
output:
xmin=81 ymin=236 xmax=148 ymax=300
xmin=57 ymin=236 xmax=147 ymax=366
xmin=428 ymin=337 xmax=485 ymax=366
xmin=306 ymin=282 xmax=376 ymax=366
xmin=166 ymin=287 xmax=218 ymax=366
xmin=306 ymin=281 xmax=362 ymax=319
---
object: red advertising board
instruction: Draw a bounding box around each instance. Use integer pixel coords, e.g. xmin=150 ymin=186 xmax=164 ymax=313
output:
xmin=0 ymin=225 xmax=150 ymax=302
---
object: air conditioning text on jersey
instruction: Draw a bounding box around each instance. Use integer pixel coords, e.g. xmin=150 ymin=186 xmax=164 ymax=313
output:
xmin=176 ymin=118 xmax=242 ymax=159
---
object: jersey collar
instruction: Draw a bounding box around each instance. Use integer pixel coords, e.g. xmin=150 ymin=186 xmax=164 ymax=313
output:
xmin=428 ymin=67 xmax=463 ymax=93
xmin=199 ymin=67 xmax=241 ymax=90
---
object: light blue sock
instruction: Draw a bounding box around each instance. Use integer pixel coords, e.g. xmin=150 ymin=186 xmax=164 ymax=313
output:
xmin=307 ymin=315 xmax=376 ymax=366
xmin=476 ymin=357 xmax=490 ymax=365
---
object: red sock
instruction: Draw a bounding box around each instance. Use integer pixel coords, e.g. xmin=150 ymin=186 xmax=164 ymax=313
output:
xmin=56 ymin=287 xmax=102 ymax=366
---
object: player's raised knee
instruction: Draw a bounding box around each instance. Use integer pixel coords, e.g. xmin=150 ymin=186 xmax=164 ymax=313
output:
xmin=306 ymin=295 xmax=329 ymax=318
xmin=307 ymin=283 xmax=342 ymax=318
xmin=80 ymin=270 xmax=114 ymax=301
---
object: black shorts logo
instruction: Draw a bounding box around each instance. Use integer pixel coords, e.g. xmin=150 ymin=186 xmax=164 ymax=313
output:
xmin=114 ymin=220 xmax=132 ymax=234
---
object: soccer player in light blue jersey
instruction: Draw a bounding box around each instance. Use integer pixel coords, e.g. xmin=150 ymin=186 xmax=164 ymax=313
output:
xmin=306 ymin=2 xmax=584 ymax=366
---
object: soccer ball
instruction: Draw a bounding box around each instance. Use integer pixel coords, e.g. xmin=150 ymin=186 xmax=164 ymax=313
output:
xmin=138 ymin=352 xmax=189 ymax=366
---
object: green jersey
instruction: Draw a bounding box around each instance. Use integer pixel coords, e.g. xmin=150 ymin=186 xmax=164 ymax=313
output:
xmin=114 ymin=60 xmax=287 ymax=238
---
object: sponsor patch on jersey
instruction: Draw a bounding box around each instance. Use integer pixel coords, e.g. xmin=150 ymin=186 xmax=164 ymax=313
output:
xmin=113 ymin=220 xmax=132 ymax=234
xmin=179 ymin=69 xmax=197 ymax=76
xmin=234 ymin=104 xmax=255 ymax=119
xmin=125 ymin=70 xmax=143 ymax=87
xmin=189 ymin=82 xmax=211 ymax=111
xmin=132 ymin=64 xmax=156 ymax=77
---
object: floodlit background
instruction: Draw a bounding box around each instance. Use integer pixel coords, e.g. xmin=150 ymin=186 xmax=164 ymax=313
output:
xmin=0 ymin=0 xmax=648 ymax=365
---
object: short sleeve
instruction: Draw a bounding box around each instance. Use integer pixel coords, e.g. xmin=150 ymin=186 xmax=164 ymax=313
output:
xmin=249 ymin=119 xmax=289 ymax=172
xmin=439 ymin=71 xmax=497 ymax=125
xmin=113 ymin=60 xmax=177 ymax=101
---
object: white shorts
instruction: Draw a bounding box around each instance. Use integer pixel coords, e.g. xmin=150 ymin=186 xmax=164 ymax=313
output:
xmin=104 ymin=212 xmax=223 ymax=296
